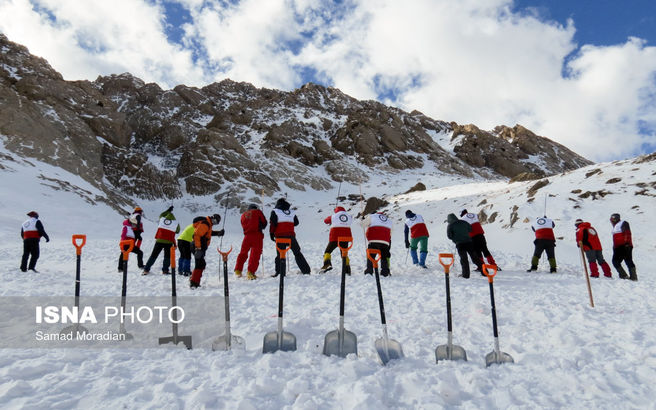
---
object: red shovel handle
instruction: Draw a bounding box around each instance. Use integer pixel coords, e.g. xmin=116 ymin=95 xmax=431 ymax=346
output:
xmin=366 ymin=248 xmax=382 ymax=269
xmin=483 ymin=264 xmax=498 ymax=283
xmin=438 ymin=253 xmax=454 ymax=274
xmin=337 ymin=236 xmax=354 ymax=258
xmin=119 ymin=240 xmax=134 ymax=261
xmin=72 ymin=234 xmax=86 ymax=256
xmin=275 ymin=238 xmax=292 ymax=259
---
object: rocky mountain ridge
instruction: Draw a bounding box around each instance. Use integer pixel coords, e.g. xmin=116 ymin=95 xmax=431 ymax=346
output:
xmin=0 ymin=34 xmax=592 ymax=209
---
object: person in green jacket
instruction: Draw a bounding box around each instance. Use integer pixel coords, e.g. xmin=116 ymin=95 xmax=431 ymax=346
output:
xmin=446 ymin=213 xmax=483 ymax=278
xmin=142 ymin=206 xmax=180 ymax=275
xmin=177 ymin=223 xmax=194 ymax=276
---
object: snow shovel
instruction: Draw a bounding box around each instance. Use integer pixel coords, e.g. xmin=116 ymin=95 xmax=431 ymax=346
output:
xmin=323 ymin=236 xmax=358 ymax=358
xmin=213 ymin=245 xmax=245 ymax=351
xmin=118 ymin=240 xmax=134 ymax=341
xmin=367 ymin=249 xmax=404 ymax=365
xmin=263 ymin=238 xmax=297 ymax=353
xmin=483 ymin=264 xmax=514 ymax=367
xmin=436 ymin=253 xmax=467 ymax=362
xmin=60 ymin=235 xmax=88 ymax=337
xmin=578 ymin=241 xmax=595 ymax=308
xmin=159 ymin=244 xmax=192 ymax=349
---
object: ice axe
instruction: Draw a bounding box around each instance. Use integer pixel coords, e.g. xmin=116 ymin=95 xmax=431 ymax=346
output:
xmin=60 ymin=235 xmax=88 ymax=337
xmin=263 ymin=238 xmax=297 ymax=353
xmin=435 ymin=253 xmax=467 ymax=362
xmin=118 ymin=240 xmax=135 ymax=341
xmin=483 ymin=264 xmax=514 ymax=367
xmin=213 ymin=245 xmax=245 ymax=351
xmin=367 ymin=249 xmax=404 ymax=365
xmin=323 ymin=236 xmax=357 ymax=358
xmin=159 ymin=244 xmax=192 ymax=349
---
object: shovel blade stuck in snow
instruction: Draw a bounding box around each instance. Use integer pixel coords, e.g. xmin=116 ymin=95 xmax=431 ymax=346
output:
xmin=374 ymin=337 xmax=404 ymax=365
xmin=323 ymin=328 xmax=358 ymax=358
xmin=212 ymin=334 xmax=246 ymax=351
xmin=435 ymin=343 xmax=467 ymax=362
xmin=262 ymin=330 xmax=297 ymax=353
xmin=485 ymin=350 xmax=514 ymax=367
xmin=158 ymin=335 xmax=192 ymax=350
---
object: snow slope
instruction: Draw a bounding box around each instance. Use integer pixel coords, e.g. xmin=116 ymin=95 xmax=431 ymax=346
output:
xmin=0 ymin=151 xmax=655 ymax=409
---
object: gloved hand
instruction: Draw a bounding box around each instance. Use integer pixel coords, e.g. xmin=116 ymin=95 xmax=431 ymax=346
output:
xmin=404 ymin=240 xmax=410 ymax=249
xmin=45 ymin=237 xmax=50 ymax=243
xmin=216 ymin=229 xmax=225 ymax=237
xmin=194 ymin=249 xmax=205 ymax=259
xmin=270 ymin=233 xmax=275 ymax=242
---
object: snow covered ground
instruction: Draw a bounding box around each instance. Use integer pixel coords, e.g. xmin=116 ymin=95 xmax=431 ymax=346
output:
xmin=0 ymin=151 xmax=655 ymax=409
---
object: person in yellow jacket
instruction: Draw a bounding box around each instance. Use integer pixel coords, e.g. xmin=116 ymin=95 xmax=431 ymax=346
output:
xmin=177 ymin=223 xmax=194 ymax=276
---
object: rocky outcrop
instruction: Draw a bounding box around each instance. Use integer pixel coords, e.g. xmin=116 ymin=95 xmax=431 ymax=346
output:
xmin=0 ymin=34 xmax=593 ymax=207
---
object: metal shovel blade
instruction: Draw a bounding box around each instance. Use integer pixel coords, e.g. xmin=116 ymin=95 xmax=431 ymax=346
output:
xmin=158 ymin=335 xmax=192 ymax=350
xmin=374 ymin=337 xmax=404 ymax=365
xmin=212 ymin=334 xmax=246 ymax=351
xmin=262 ymin=330 xmax=297 ymax=353
xmin=322 ymin=329 xmax=358 ymax=358
xmin=435 ymin=343 xmax=468 ymax=362
xmin=485 ymin=350 xmax=514 ymax=367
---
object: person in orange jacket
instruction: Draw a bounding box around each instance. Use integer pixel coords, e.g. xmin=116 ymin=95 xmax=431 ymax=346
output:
xmin=234 ymin=204 xmax=267 ymax=280
xmin=575 ymin=219 xmax=611 ymax=278
xmin=189 ymin=214 xmax=224 ymax=288
xmin=320 ymin=206 xmax=353 ymax=274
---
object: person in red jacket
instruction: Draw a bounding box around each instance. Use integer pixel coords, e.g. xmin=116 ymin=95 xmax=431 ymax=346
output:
xmin=574 ymin=219 xmax=611 ymax=278
xmin=234 ymin=204 xmax=267 ymax=280
xmin=404 ymin=210 xmax=429 ymax=268
xmin=189 ymin=214 xmax=224 ymax=288
xmin=269 ymin=198 xmax=311 ymax=277
xmin=527 ymin=215 xmax=557 ymax=273
xmin=460 ymin=209 xmax=499 ymax=270
xmin=20 ymin=211 xmax=49 ymax=272
xmin=610 ymin=213 xmax=637 ymax=281
xmin=118 ymin=217 xmax=144 ymax=272
xmin=320 ymin=206 xmax=353 ymax=274
xmin=362 ymin=211 xmax=392 ymax=276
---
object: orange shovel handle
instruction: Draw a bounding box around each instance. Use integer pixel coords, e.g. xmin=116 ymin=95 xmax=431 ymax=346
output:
xmin=275 ymin=238 xmax=292 ymax=258
xmin=438 ymin=253 xmax=454 ymax=274
xmin=483 ymin=264 xmax=498 ymax=283
xmin=170 ymin=244 xmax=177 ymax=267
xmin=119 ymin=240 xmax=134 ymax=261
xmin=337 ymin=236 xmax=354 ymax=258
xmin=217 ymin=245 xmax=233 ymax=261
xmin=366 ymin=248 xmax=382 ymax=268
xmin=72 ymin=234 xmax=86 ymax=256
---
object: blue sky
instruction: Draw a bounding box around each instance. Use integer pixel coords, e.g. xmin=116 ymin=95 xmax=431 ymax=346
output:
xmin=0 ymin=0 xmax=655 ymax=161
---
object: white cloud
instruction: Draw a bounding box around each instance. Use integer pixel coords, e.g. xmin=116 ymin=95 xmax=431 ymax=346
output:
xmin=0 ymin=0 xmax=654 ymax=161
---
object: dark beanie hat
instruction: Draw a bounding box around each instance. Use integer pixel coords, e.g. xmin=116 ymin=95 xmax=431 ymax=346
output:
xmin=248 ymin=204 xmax=258 ymax=210
xmin=405 ymin=210 xmax=414 ymax=218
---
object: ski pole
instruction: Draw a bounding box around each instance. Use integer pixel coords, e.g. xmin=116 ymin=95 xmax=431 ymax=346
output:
xmin=334 ymin=181 xmax=342 ymax=209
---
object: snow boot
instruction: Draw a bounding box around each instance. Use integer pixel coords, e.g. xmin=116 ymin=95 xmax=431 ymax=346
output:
xmin=142 ymin=269 xmax=150 ymax=276
xmin=589 ymin=262 xmax=599 ymax=278
xmin=617 ymin=266 xmax=628 ymax=279
xmin=189 ymin=279 xmax=200 ymax=289
xmin=234 ymin=270 xmax=243 ymax=278
xmin=162 ymin=270 xmax=170 ymax=275
xmin=419 ymin=251 xmax=428 ymax=268
xmin=410 ymin=249 xmax=419 ymax=265
xmin=527 ymin=256 xmax=539 ymax=272
xmin=629 ymin=267 xmax=638 ymax=281
xmin=601 ymin=262 xmax=612 ymax=278
xmin=548 ymin=258 xmax=557 ymax=273
xmin=247 ymin=271 xmax=257 ymax=280
xmin=320 ymin=254 xmax=333 ymax=273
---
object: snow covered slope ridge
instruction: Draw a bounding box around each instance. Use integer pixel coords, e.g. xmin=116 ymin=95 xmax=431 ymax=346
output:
xmin=0 ymin=33 xmax=591 ymax=210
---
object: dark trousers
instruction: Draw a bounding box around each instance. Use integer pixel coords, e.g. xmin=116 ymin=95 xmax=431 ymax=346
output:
xmin=20 ymin=238 xmax=40 ymax=271
xmin=533 ymin=239 xmax=556 ymax=260
xmin=365 ymin=242 xmax=391 ymax=276
xmin=472 ymin=234 xmax=492 ymax=258
xmin=274 ymin=236 xmax=310 ymax=276
xmin=456 ymin=242 xmax=482 ymax=278
xmin=117 ymin=244 xmax=144 ymax=270
xmin=177 ymin=239 xmax=192 ymax=273
xmin=144 ymin=242 xmax=172 ymax=273
xmin=323 ymin=240 xmax=351 ymax=257
xmin=612 ymin=245 xmax=635 ymax=272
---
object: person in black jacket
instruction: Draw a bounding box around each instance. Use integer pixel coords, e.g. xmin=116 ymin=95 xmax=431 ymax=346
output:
xmin=446 ymin=213 xmax=482 ymax=278
xmin=20 ymin=211 xmax=49 ymax=272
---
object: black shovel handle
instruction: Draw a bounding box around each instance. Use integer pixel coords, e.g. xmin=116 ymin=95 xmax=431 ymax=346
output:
xmin=367 ymin=249 xmax=387 ymax=325
xmin=72 ymin=235 xmax=86 ymax=305
xmin=445 ymin=273 xmax=453 ymax=333
xmin=483 ymin=264 xmax=500 ymax=338
xmin=275 ymin=238 xmax=292 ymax=319
xmin=337 ymin=237 xmax=353 ymax=317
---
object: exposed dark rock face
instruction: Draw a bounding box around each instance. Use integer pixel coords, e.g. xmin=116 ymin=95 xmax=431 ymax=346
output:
xmin=0 ymin=34 xmax=592 ymax=207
